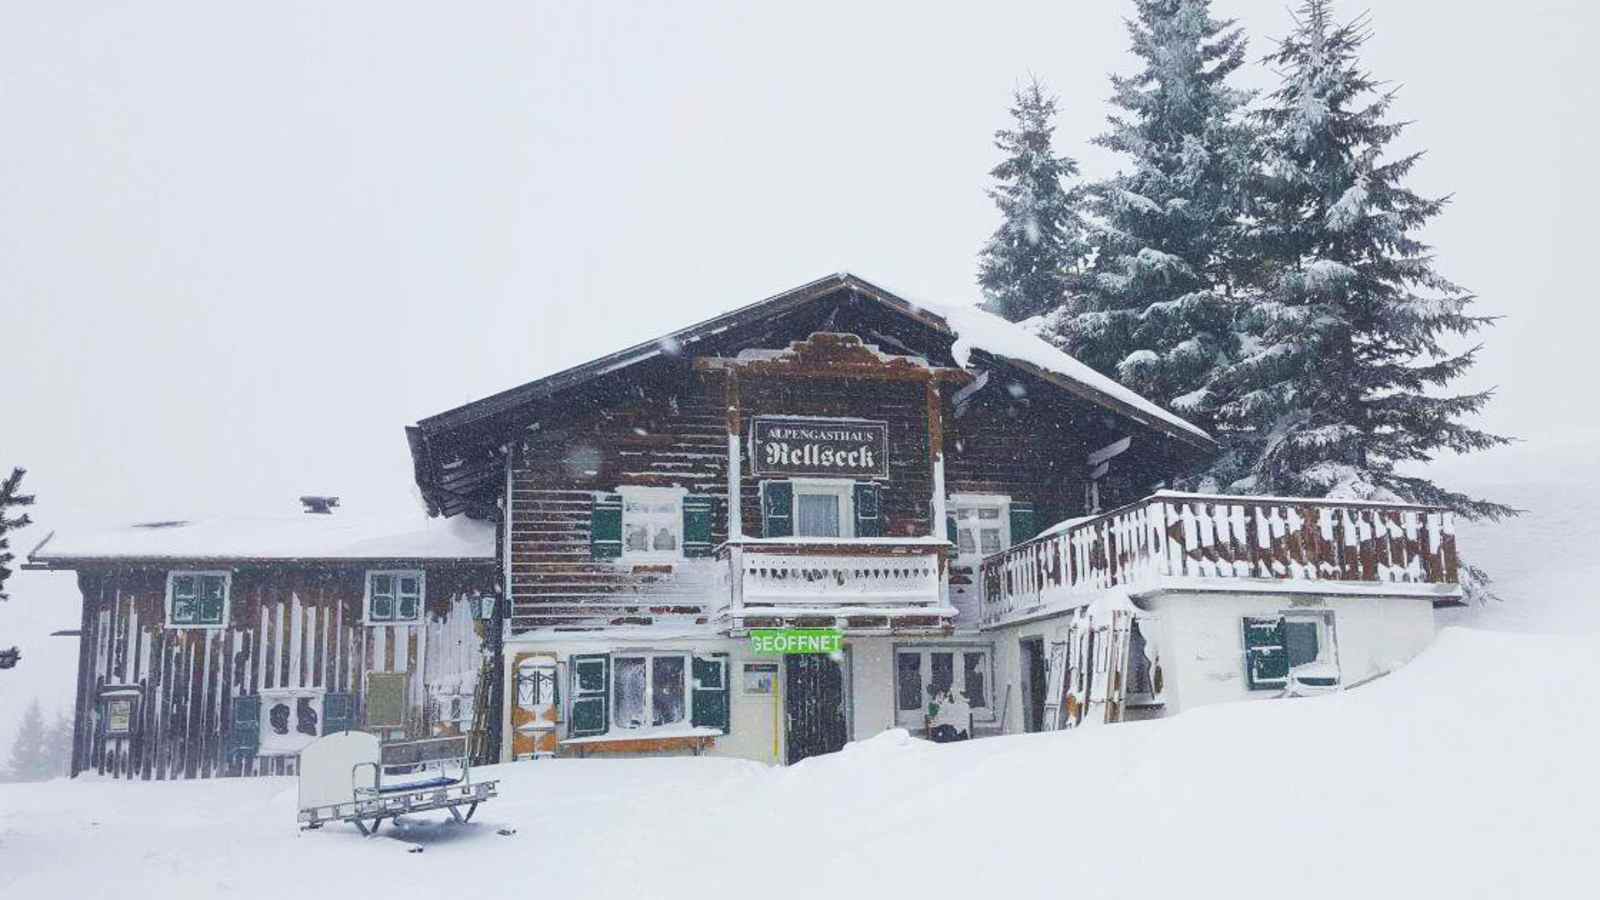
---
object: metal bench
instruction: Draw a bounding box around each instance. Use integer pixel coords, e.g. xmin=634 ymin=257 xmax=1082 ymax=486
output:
xmin=297 ymin=732 xmax=498 ymax=836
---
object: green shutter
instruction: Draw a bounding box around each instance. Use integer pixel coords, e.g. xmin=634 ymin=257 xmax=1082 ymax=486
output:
xmin=1009 ymin=502 xmax=1037 ymax=546
xmin=591 ymin=493 xmax=623 ymax=559
xmin=682 ymin=495 xmax=714 ymax=558
xmin=323 ymin=692 xmax=357 ymax=734
xmin=853 ymin=483 xmax=882 ymax=538
xmin=760 ymin=481 xmax=792 ymax=538
xmin=228 ymin=695 xmax=260 ymax=759
xmin=946 ymin=510 xmax=958 ymax=544
xmin=569 ymin=654 xmax=609 ymax=737
xmin=1243 ymin=617 xmax=1290 ymax=691
xmin=365 ymin=673 xmax=409 ymax=728
xmin=691 ymin=654 xmax=730 ymax=733
xmin=199 ymin=574 xmax=227 ymax=624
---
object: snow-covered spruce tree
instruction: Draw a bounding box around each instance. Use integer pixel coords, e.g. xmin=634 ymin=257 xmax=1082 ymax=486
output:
xmin=977 ymin=78 xmax=1091 ymax=322
xmin=46 ymin=708 xmax=74 ymax=777
xmin=5 ymin=699 xmax=51 ymax=782
xmin=1 ymin=466 xmax=35 ymax=602
xmin=1209 ymin=2 xmax=1513 ymax=527
xmin=1045 ymin=0 xmax=1255 ymax=427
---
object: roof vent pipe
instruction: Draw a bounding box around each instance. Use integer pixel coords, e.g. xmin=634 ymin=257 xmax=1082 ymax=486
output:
xmin=299 ymin=496 xmax=340 ymax=515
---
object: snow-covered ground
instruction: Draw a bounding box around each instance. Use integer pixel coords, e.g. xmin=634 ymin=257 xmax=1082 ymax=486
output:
xmin=1 ymin=626 xmax=1594 ymax=899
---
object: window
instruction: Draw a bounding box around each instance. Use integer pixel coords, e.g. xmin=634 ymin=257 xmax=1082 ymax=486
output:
xmin=792 ymin=479 xmax=855 ymax=538
xmin=950 ymin=496 xmax=1010 ymax=560
xmin=894 ymin=646 xmax=994 ymax=725
xmin=620 ymin=486 xmax=685 ymax=561
xmin=259 ymin=688 xmax=325 ymax=755
xmin=365 ymin=570 xmax=423 ymax=623
xmin=613 ymin=653 xmax=689 ymax=730
xmin=166 ymin=571 xmax=230 ymax=628
xmin=1244 ymin=613 xmax=1339 ymax=692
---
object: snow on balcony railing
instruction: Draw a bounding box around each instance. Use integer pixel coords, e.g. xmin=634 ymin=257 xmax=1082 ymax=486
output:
xmin=716 ymin=538 xmax=954 ymax=634
xmin=979 ymin=491 xmax=1460 ymax=629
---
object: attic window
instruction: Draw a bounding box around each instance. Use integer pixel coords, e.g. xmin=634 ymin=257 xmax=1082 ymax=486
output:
xmin=365 ymin=570 xmax=424 ymax=623
xmin=166 ymin=571 xmax=230 ymax=628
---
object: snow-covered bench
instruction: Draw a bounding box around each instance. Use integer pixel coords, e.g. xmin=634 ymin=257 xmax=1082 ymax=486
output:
xmin=296 ymin=732 xmax=498 ymax=836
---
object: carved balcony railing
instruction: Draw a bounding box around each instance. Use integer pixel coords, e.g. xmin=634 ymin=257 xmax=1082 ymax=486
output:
xmin=716 ymin=538 xmax=954 ymax=634
xmin=979 ymin=491 xmax=1461 ymax=629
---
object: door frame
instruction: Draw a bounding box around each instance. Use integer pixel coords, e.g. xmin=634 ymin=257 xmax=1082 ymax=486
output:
xmin=1018 ymin=635 xmax=1047 ymax=733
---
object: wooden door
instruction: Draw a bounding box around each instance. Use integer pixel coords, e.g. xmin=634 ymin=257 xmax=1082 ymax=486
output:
xmin=784 ymin=654 xmax=847 ymax=764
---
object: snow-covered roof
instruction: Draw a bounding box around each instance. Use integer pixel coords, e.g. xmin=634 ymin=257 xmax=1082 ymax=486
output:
xmin=918 ymin=298 xmax=1212 ymax=445
xmin=30 ymin=513 xmax=497 ymax=564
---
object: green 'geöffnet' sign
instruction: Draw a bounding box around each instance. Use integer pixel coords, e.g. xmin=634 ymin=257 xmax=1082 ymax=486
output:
xmin=749 ymin=629 xmax=843 ymax=655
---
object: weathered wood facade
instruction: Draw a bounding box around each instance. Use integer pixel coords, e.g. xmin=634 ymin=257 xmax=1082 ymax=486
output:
xmin=57 ymin=558 xmax=495 ymax=779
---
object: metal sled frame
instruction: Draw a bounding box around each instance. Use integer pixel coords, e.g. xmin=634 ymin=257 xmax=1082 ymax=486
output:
xmin=296 ymin=734 xmax=498 ymax=836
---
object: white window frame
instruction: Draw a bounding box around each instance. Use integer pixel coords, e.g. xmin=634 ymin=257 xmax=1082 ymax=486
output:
xmin=619 ymin=485 xmax=687 ymax=563
xmin=790 ymin=477 xmax=856 ymax=539
xmin=949 ymin=494 xmax=1011 ymax=559
xmin=164 ymin=570 xmax=232 ymax=630
xmin=892 ymin=644 xmax=996 ymax=723
xmin=610 ymin=651 xmax=693 ymax=732
xmin=363 ymin=569 xmax=425 ymax=624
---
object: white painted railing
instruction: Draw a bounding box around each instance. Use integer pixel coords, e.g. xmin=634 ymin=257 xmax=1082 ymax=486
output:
xmin=716 ymin=539 xmax=952 ymax=632
xmin=980 ymin=492 xmax=1460 ymax=629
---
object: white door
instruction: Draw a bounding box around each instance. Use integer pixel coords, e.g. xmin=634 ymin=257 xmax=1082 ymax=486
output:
xmin=947 ymin=497 xmax=1009 ymax=626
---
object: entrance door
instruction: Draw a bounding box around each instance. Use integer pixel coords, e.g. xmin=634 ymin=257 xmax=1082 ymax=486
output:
xmin=785 ymin=654 xmax=848 ymax=764
xmin=1019 ymin=637 xmax=1047 ymax=733
xmin=948 ymin=497 xmax=1010 ymax=625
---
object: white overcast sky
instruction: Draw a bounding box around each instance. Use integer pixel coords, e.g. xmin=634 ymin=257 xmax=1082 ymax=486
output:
xmin=5 ymin=0 xmax=1596 ymax=535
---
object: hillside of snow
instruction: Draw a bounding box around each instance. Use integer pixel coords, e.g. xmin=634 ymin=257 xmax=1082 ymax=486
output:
xmin=1 ymin=626 xmax=1594 ymax=898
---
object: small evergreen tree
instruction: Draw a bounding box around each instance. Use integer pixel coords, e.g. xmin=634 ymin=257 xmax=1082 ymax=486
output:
xmin=1 ymin=467 xmax=36 ymax=602
xmin=977 ymin=77 xmax=1091 ymax=322
xmin=46 ymin=708 xmax=74 ymax=777
xmin=5 ymin=699 xmax=51 ymax=782
xmin=1047 ymin=0 xmax=1256 ymax=426
xmin=1208 ymin=2 xmax=1513 ymax=521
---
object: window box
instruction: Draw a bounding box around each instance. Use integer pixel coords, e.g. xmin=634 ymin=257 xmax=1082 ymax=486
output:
xmin=165 ymin=571 xmax=230 ymax=629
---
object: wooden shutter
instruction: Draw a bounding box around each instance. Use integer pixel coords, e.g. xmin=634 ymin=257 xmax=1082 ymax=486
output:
xmin=228 ymin=695 xmax=261 ymax=759
xmin=760 ymin=480 xmax=793 ymax=538
xmin=365 ymin=673 xmax=409 ymax=728
xmin=1009 ymin=501 xmax=1037 ymax=545
xmin=853 ymin=482 xmax=882 ymax=538
xmin=1243 ymin=617 xmax=1289 ymax=691
xmin=569 ymin=654 xmax=609 ymax=737
xmin=591 ymin=493 xmax=623 ymax=559
xmin=682 ymin=495 xmax=714 ymax=558
xmin=946 ymin=510 xmax=958 ymax=544
xmin=323 ymin=692 xmax=357 ymax=734
xmin=691 ymin=654 xmax=730 ymax=733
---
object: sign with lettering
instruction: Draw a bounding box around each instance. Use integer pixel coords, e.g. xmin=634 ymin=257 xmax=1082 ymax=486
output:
xmin=749 ymin=629 xmax=844 ymax=656
xmin=749 ymin=417 xmax=889 ymax=478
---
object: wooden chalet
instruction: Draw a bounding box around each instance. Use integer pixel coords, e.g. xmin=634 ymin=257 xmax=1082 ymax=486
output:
xmin=403 ymin=273 xmax=1461 ymax=764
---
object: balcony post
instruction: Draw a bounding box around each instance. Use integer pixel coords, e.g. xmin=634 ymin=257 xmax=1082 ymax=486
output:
xmin=728 ymin=543 xmax=745 ymax=617
xmin=926 ymin=379 xmax=947 ymax=537
xmin=726 ymin=370 xmax=743 ymax=540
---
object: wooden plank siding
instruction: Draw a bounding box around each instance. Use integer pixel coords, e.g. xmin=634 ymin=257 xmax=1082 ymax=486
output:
xmin=70 ymin=561 xmax=494 ymax=780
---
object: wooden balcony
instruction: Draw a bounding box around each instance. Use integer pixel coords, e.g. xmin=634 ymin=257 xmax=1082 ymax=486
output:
xmin=716 ymin=538 xmax=955 ymax=634
xmin=979 ymin=491 xmax=1462 ymax=629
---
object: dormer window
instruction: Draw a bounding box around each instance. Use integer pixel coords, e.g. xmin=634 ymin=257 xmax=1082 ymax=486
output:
xmin=166 ymin=571 xmax=230 ymax=628
xmin=365 ymin=570 xmax=424 ymax=623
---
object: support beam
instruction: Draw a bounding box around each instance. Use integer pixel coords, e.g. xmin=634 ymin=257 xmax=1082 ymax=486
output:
xmin=726 ymin=371 xmax=743 ymax=540
xmin=926 ymin=380 xmax=948 ymax=541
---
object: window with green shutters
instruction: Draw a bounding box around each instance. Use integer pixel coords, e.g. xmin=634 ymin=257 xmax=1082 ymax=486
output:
xmin=166 ymin=571 xmax=230 ymax=628
xmin=365 ymin=570 xmax=423 ymax=623
xmin=569 ymin=654 xmax=609 ymax=737
xmin=760 ymin=480 xmax=793 ymax=538
xmin=1243 ymin=614 xmax=1340 ymax=691
xmin=691 ymin=654 xmax=730 ymax=733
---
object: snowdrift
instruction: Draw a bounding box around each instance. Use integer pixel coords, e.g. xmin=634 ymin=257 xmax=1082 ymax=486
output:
xmin=1 ymin=627 xmax=1593 ymax=899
